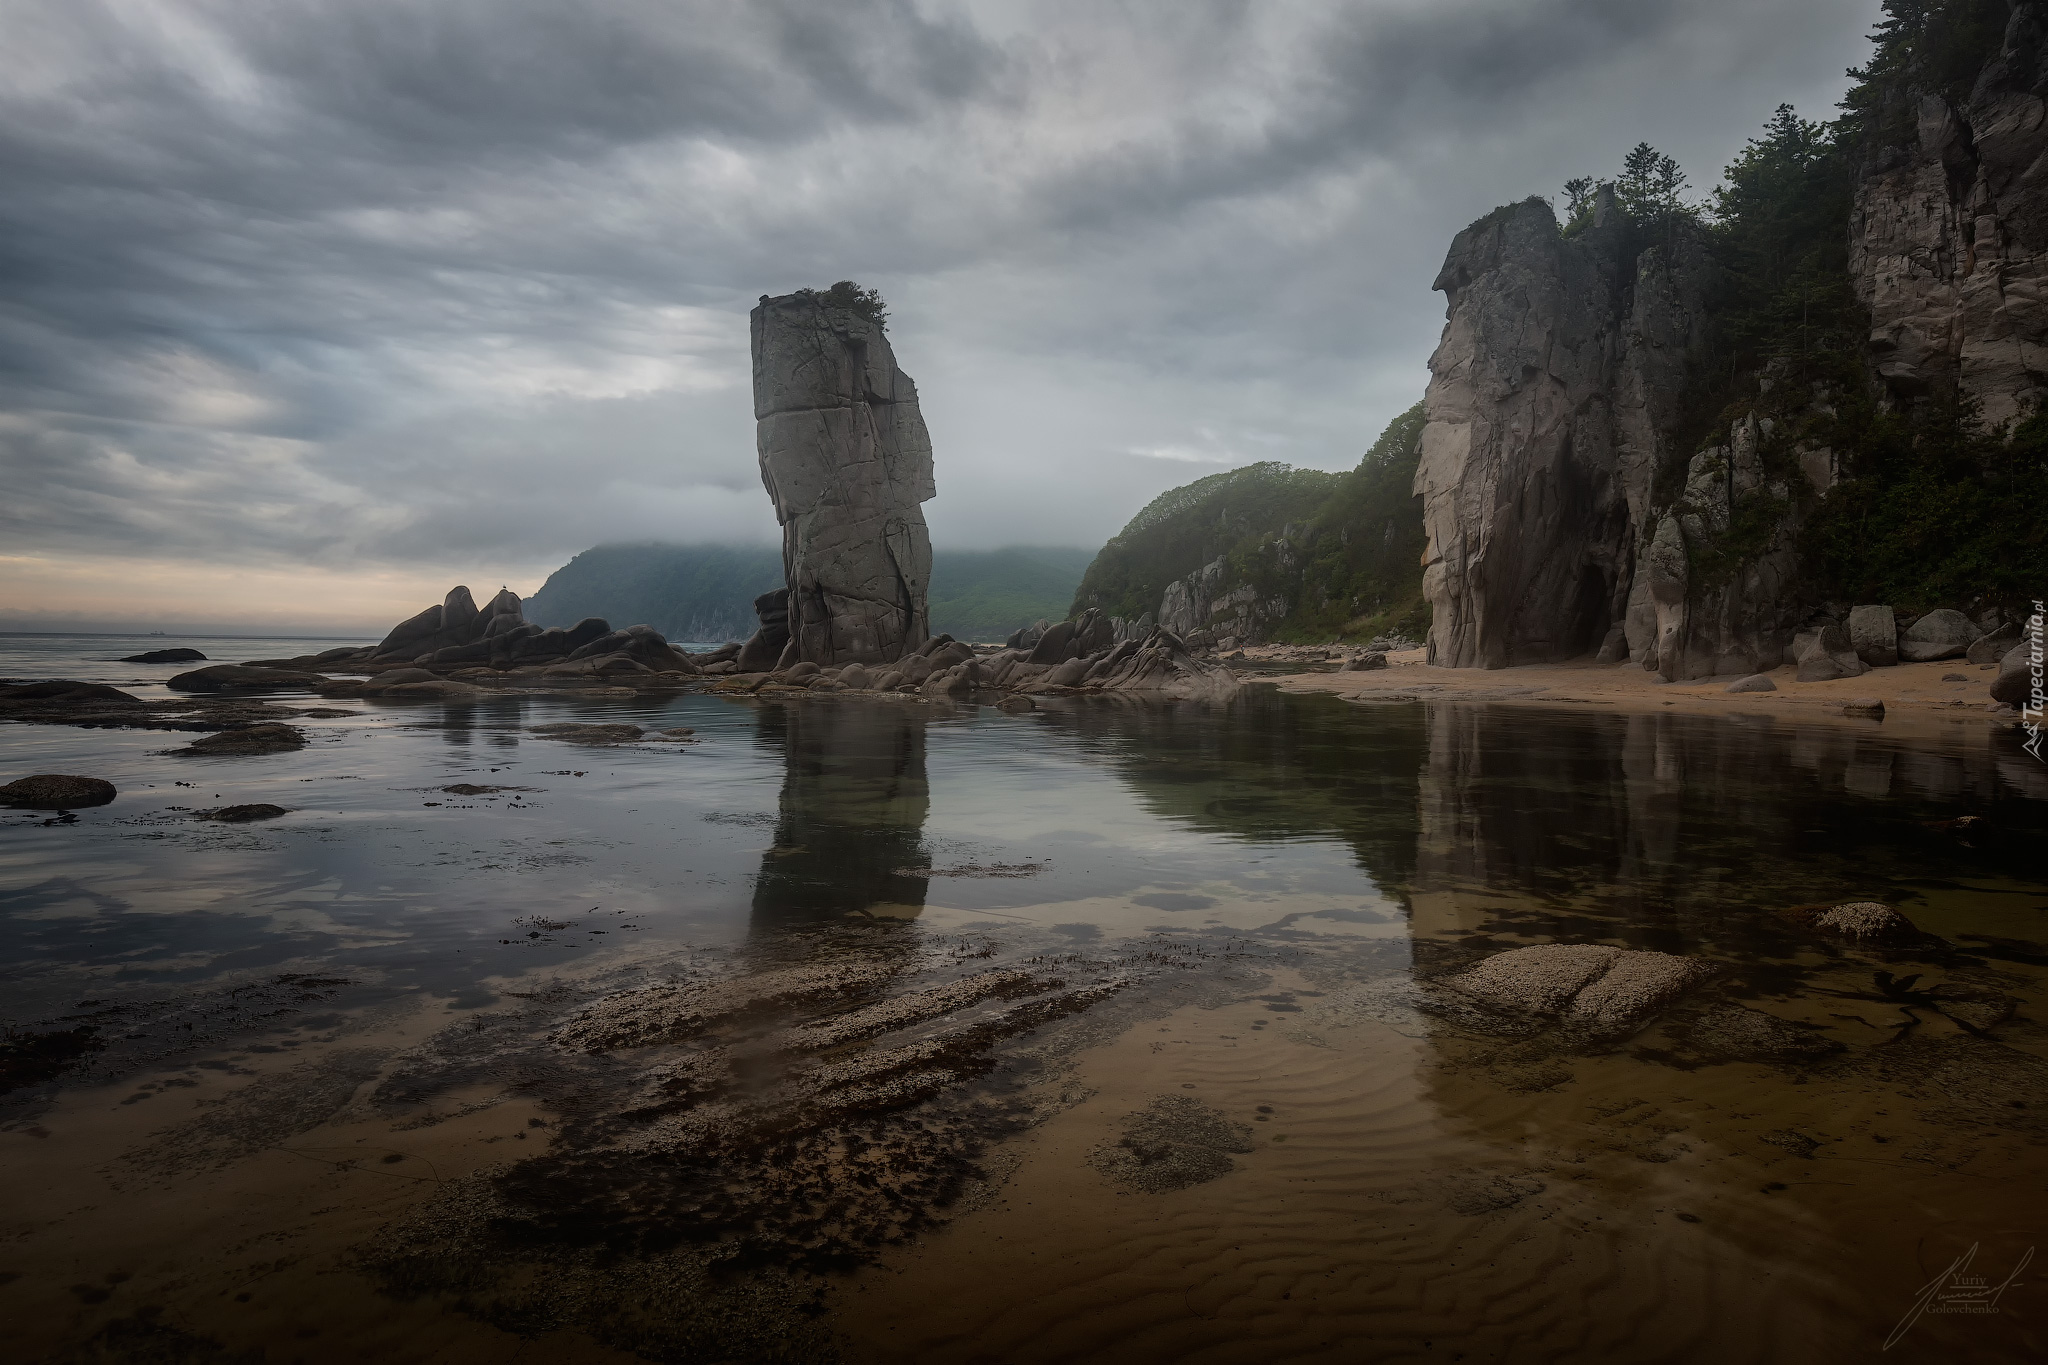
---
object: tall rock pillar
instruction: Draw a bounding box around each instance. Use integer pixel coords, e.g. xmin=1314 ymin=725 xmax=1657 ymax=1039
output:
xmin=751 ymin=290 xmax=936 ymax=666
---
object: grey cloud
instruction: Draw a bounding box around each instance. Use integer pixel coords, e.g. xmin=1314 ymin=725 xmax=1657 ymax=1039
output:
xmin=0 ymin=0 xmax=1880 ymax=599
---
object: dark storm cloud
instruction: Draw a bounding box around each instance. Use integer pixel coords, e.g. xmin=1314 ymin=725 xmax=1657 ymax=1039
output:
xmin=0 ymin=0 xmax=1878 ymax=600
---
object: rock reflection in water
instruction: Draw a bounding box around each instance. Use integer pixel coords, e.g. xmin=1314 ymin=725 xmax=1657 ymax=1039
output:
xmin=750 ymin=698 xmax=931 ymax=926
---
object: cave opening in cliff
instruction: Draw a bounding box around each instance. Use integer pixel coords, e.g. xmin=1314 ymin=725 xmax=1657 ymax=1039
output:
xmin=1565 ymin=562 xmax=1612 ymax=658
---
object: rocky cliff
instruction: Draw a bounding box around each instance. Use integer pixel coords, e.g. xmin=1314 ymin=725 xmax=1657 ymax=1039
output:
xmin=1852 ymin=4 xmax=2048 ymax=426
xmin=1415 ymin=189 xmax=1714 ymax=672
xmin=752 ymin=288 xmax=937 ymax=667
xmin=1413 ymin=2 xmax=2048 ymax=680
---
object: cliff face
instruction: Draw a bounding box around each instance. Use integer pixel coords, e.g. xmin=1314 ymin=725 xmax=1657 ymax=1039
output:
xmin=1415 ymin=191 xmax=1710 ymax=670
xmin=1851 ymin=5 xmax=2048 ymax=427
xmin=752 ymin=291 xmax=937 ymax=666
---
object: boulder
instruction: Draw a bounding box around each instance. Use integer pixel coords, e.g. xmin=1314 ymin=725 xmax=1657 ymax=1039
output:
xmin=1724 ymin=673 xmax=1777 ymax=693
xmin=1841 ymin=697 xmax=1885 ymax=718
xmin=167 ymin=665 xmax=328 ymax=693
xmin=1990 ymin=639 xmax=2035 ymax=705
xmin=0 ymin=774 xmax=117 ymax=808
xmin=1045 ymin=657 xmax=1089 ymax=687
xmin=1966 ymin=626 xmax=2018 ymax=666
xmin=175 ymin=724 xmax=305 ymax=755
xmin=200 ymin=804 xmax=288 ymax=822
xmin=1340 ymin=652 xmax=1389 ymax=673
xmin=1846 ymin=605 xmax=1898 ymax=667
xmin=736 ymin=589 xmax=792 ymax=672
xmin=1899 ymin=609 xmax=1982 ymax=662
xmin=997 ymin=695 xmax=1036 ymax=713
xmin=1795 ymin=654 xmax=1845 ymax=682
xmin=1005 ymin=620 xmax=1049 ymax=650
xmin=118 ymin=647 xmax=207 ymax=663
xmin=838 ymin=663 xmax=873 ymax=690
xmin=1027 ymin=620 xmax=1077 ymax=666
xmin=1793 ymin=621 xmax=1866 ymax=677
xmin=1433 ymin=943 xmax=1717 ymax=1039
xmin=752 ymin=288 xmax=936 ymax=666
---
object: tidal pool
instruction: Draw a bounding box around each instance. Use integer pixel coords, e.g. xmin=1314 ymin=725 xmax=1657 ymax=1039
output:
xmin=2 ymin=633 xmax=2044 ymax=1362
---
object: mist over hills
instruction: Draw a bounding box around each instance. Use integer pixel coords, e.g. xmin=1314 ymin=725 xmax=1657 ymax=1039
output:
xmin=526 ymin=544 xmax=1095 ymax=644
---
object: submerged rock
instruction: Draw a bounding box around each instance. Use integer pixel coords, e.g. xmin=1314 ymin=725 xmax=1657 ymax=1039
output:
xmin=0 ymin=774 xmax=117 ymax=809
xmin=1431 ymin=943 xmax=1717 ymax=1039
xmin=118 ymin=647 xmax=207 ymax=663
xmin=172 ymin=724 xmax=306 ymax=756
xmin=1087 ymin=1094 xmax=1255 ymax=1194
xmin=200 ymin=803 xmax=288 ymax=822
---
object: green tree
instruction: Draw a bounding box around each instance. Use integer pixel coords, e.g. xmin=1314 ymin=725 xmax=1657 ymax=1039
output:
xmin=1617 ymin=141 xmax=1690 ymax=222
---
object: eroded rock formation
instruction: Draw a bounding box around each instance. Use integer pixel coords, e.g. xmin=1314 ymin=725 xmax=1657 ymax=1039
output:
xmin=1415 ymin=190 xmax=1708 ymax=671
xmin=1415 ymin=12 xmax=2048 ymax=681
xmin=1851 ymin=5 xmax=2048 ymax=426
xmin=752 ymin=291 xmax=936 ymax=666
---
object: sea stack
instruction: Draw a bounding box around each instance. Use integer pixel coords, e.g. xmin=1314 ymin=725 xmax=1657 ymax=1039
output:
xmin=751 ymin=287 xmax=936 ymax=666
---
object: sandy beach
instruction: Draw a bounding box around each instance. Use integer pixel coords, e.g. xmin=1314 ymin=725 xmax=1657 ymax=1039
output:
xmin=1258 ymin=647 xmax=2020 ymax=729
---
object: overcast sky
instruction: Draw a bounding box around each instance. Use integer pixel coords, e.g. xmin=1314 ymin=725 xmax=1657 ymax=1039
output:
xmin=2 ymin=0 xmax=1880 ymax=632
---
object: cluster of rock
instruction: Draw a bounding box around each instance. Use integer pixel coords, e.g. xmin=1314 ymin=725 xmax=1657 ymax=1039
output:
xmin=714 ymin=622 xmax=1240 ymax=702
xmin=165 ymin=585 xmax=712 ymax=697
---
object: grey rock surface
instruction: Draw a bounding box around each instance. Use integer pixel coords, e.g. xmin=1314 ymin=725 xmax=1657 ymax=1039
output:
xmin=752 ymin=290 xmax=936 ymax=666
xmin=1900 ymin=609 xmax=1983 ymax=662
xmin=1725 ymin=673 xmax=1777 ymax=693
xmin=1849 ymin=7 xmax=2048 ymax=426
xmin=1991 ymin=638 xmax=2036 ymax=704
xmin=1413 ymin=192 xmax=1793 ymax=679
xmin=1847 ymin=605 xmax=1898 ymax=667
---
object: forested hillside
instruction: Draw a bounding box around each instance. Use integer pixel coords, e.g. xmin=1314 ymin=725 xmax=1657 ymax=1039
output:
xmin=527 ymin=543 xmax=1094 ymax=643
xmin=1069 ymin=403 xmax=1428 ymax=644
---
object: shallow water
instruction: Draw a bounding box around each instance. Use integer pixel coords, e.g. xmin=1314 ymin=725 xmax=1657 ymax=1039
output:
xmin=2 ymin=632 xmax=2045 ymax=1362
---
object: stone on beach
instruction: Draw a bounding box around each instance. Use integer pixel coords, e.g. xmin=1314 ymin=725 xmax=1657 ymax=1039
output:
xmin=1898 ymin=609 xmax=1982 ymax=662
xmin=1846 ymin=605 xmax=1898 ymax=667
xmin=1990 ymin=640 xmax=2035 ymax=705
xmin=0 ymin=774 xmax=117 ymax=809
xmin=1724 ymin=673 xmax=1776 ymax=693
